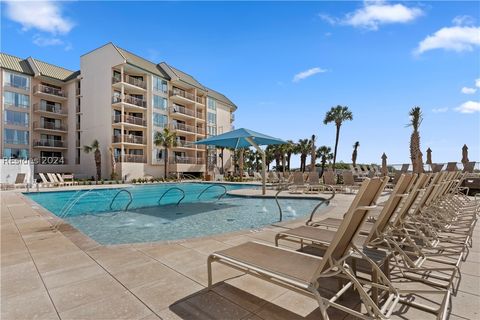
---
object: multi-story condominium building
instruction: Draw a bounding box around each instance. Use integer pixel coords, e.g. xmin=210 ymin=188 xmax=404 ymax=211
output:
xmin=0 ymin=43 xmax=237 ymax=180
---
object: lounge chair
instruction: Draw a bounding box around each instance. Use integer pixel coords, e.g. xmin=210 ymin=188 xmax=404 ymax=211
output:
xmin=323 ymin=170 xmax=344 ymax=192
xmin=462 ymin=161 xmax=475 ymax=173
xmin=38 ymin=173 xmax=55 ymax=187
xmin=267 ymin=171 xmax=279 ymax=184
xmin=56 ymin=173 xmax=73 ymax=186
xmin=253 ymin=172 xmax=262 ymax=181
xmin=47 ymin=173 xmax=64 ymax=186
xmin=208 ymin=177 xmax=439 ymax=319
xmin=305 ymin=171 xmax=322 ymax=193
xmin=288 ymin=172 xmax=306 ymax=194
xmin=1 ymin=173 xmax=27 ymax=189
xmin=446 ymin=162 xmax=458 ymax=172
xmin=400 ymin=163 xmax=410 ymax=173
xmin=213 ymin=167 xmax=224 ymax=181
xmin=342 ymin=171 xmax=359 ymax=193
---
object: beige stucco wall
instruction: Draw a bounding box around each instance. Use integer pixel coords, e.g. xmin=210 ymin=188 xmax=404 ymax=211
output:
xmin=79 ymin=44 xmax=125 ymax=179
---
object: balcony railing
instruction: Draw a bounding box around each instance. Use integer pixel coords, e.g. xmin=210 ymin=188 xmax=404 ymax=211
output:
xmin=171 ymin=104 xmax=196 ymax=117
xmin=170 ymin=122 xmax=196 ymax=133
xmin=175 ymin=140 xmax=196 ymax=148
xmin=3 ymin=102 xmax=29 ymax=110
xmin=33 ymin=103 xmax=66 ymax=115
xmin=112 ymin=95 xmax=147 ymax=108
xmin=4 ymin=120 xmax=29 ymax=127
xmin=196 ymin=96 xmax=205 ymax=105
xmin=169 ymin=157 xmax=205 ymax=165
xmin=196 ymin=111 xmax=204 ymax=119
xmin=115 ymin=154 xmax=146 ymax=163
xmin=34 ymin=84 xmax=67 ymax=98
xmin=3 ymin=139 xmax=29 ymax=145
xmin=113 ymin=115 xmax=147 ymax=127
xmin=33 ymin=121 xmax=67 ymax=131
xmin=113 ymin=135 xmax=146 ymax=144
xmin=33 ymin=139 xmax=66 ymax=148
xmin=170 ymin=88 xmax=196 ymax=102
xmin=112 ymin=75 xmax=147 ymax=89
xmin=196 ymin=127 xmax=205 ymax=134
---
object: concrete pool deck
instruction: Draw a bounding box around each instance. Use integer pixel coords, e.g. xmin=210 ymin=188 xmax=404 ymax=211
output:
xmin=1 ymin=187 xmax=479 ymax=320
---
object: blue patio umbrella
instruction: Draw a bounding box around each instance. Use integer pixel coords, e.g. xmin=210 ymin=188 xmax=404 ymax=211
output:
xmin=195 ymin=128 xmax=287 ymax=194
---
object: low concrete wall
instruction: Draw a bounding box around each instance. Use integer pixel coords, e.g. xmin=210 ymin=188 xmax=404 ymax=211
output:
xmin=1 ymin=160 xmax=34 ymax=185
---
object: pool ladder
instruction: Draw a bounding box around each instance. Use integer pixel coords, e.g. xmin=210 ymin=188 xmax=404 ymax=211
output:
xmin=274 ymin=185 xmax=335 ymax=222
xmin=158 ymin=187 xmax=185 ymax=206
xmin=109 ymin=189 xmax=133 ymax=211
xmin=197 ymin=184 xmax=227 ymax=201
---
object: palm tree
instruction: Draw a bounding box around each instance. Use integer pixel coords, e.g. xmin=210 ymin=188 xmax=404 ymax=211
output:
xmin=153 ymin=128 xmax=177 ymax=178
xmin=316 ymin=146 xmax=333 ymax=177
xmin=265 ymin=146 xmax=275 ymax=171
xmin=407 ymin=106 xmax=424 ymax=174
xmin=239 ymin=148 xmax=245 ymax=181
xmin=83 ymin=140 xmax=102 ymax=181
xmin=284 ymin=140 xmax=295 ymax=171
xmin=310 ymin=134 xmax=317 ymax=172
xmin=296 ymin=139 xmax=312 ymax=172
xmin=323 ymin=105 xmax=353 ymax=171
xmin=218 ymin=147 xmax=225 ymax=174
xmin=352 ymin=141 xmax=360 ymax=167
xmin=273 ymin=145 xmax=282 ymax=170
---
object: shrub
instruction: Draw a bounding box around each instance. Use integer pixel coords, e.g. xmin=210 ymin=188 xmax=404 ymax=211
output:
xmin=131 ymin=178 xmax=137 ymax=184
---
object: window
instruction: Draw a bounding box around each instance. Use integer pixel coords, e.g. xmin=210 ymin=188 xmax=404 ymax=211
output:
xmin=4 ymin=129 xmax=29 ymax=145
xmin=208 ymin=98 xmax=216 ymax=111
xmin=4 ymin=110 xmax=29 ymax=127
xmin=152 ymin=95 xmax=167 ymax=110
xmin=207 ymin=125 xmax=217 ymax=136
xmin=153 ymin=76 xmax=168 ymax=93
xmin=4 ymin=91 xmax=30 ymax=108
xmin=3 ymin=148 xmax=29 ymax=159
xmin=207 ymin=112 xmax=217 ymax=124
xmin=4 ymin=71 xmax=29 ymax=90
xmin=152 ymin=113 xmax=168 ymax=128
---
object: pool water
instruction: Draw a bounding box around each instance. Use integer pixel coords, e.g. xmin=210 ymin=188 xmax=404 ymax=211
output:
xmin=25 ymin=183 xmax=326 ymax=244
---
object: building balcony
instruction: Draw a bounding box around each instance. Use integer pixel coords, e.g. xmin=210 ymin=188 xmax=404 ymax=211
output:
xmin=196 ymin=96 xmax=205 ymax=105
xmin=33 ymin=121 xmax=67 ymax=132
xmin=112 ymin=95 xmax=147 ymax=108
xmin=170 ymin=122 xmax=196 ymax=134
xmin=196 ymin=127 xmax=205 ymax=135
xmin=113 ymin=115 xmax=147 ymax=127
xmin=33 ymin=84 xmax=67 ymax=99
xmin=169 ymin=157 xmax=205 ymax=165
xmin=112 ymin=75 xmax=147 ymax=90
xmin=33 ymin=139 xmax=67 ymax=149
xmin=33 ymin=103 xmax=67 ymax=117
xmin=112 ymin=134 xmax=146 ymax=145
xmin=174 ymin=140 xmax=196 ymax=149
xmin=115 ymin=154 xmax=146 ymax=163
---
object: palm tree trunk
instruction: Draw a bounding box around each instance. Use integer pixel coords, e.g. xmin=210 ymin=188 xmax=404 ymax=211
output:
xmin=333 ymin=125 xmax=340 ymax=171
xmin=239 ymin=149 xmax=244 ymax=182
xmin=221 ymin=148 xmax=224 ymax=174
xmin=94 ymin=150 xmax=101 ymax=180
xmin=164 ymin=148 xmax=168 ymax=178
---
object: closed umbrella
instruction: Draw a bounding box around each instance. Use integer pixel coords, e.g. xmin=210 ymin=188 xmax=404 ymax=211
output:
xmin=462 ymin=144 xmax=469 ymax=164
xmin=381 ymin=153 xmax=388 ymax=177
xmin=426 ymin=148 xmax=432 ymax=165
xmin=195 ymin=128 xmax=287 ymax=195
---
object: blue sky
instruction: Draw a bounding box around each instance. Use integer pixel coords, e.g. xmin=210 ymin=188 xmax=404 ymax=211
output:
xmin=1 ymin=1 xmax=479 ymax=167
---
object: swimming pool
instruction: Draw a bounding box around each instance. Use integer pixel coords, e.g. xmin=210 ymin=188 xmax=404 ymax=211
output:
xmin=25 ymin=183 xmax=327 ymax=244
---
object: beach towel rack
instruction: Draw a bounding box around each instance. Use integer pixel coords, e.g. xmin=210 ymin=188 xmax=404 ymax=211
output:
xmin=197 ymin=184 xmax=227 ymax=201
xmin=109 ymin=189 xmax=133 ymax=211
xmin=158 ymin=187 xmax=185 ymax=206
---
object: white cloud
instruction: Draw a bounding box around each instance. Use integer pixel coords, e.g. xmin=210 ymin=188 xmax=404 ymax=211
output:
xmin=476 ymin=78 xmax=480 ymax=88
xmin=455 ymin=101 xmax=480 ymax=113
xmin=432 ymin=107 xmax=448 ymax=113
xmin=32 ymin=35 xmax=63 ymax=47
xmin=320 ymin=1 xmax=423 ymax=31
xmin=293 ymin=67 xmax=327 ymax=82
xmin=4 ymin=0 xmax=74 ymax=34
xmin=461 ymin=87 xmax=477 ymax=94
xmin=452 ymin=15 xmax=475 ymax=26
xmin=414 ymin=26 xmax=480 ymax=55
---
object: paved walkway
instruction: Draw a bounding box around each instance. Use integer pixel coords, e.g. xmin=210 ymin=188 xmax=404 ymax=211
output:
xmin=1 ymin=188 xmax=479 ymax=319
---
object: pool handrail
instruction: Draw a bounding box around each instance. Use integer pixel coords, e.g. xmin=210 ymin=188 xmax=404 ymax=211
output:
xmin=158 ymin=187 xmax=185 ymax=206
xmin=305 ymin=185 xmax=335 ymax=226
xmin=109 ymin=188 xmax=133 ymax=211
xmin=197 ymin=184 xmax=227 ymax=201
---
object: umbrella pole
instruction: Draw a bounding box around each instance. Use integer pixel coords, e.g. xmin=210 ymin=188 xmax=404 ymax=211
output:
xmin=246 ymin=137 xmax=266 ymax=195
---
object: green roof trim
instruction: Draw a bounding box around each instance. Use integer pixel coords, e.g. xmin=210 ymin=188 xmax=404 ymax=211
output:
xmin=113 ymin=45 xmax=170 ymax=79
xmin=0 ymin=53 xmax=34 ymax=75
xmin=31 ymin=58 xmax=78 ymax=82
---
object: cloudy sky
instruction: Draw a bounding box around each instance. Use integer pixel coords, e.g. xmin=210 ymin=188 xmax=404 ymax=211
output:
xmin=1 ymin=0 xmax=479 ymax=166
